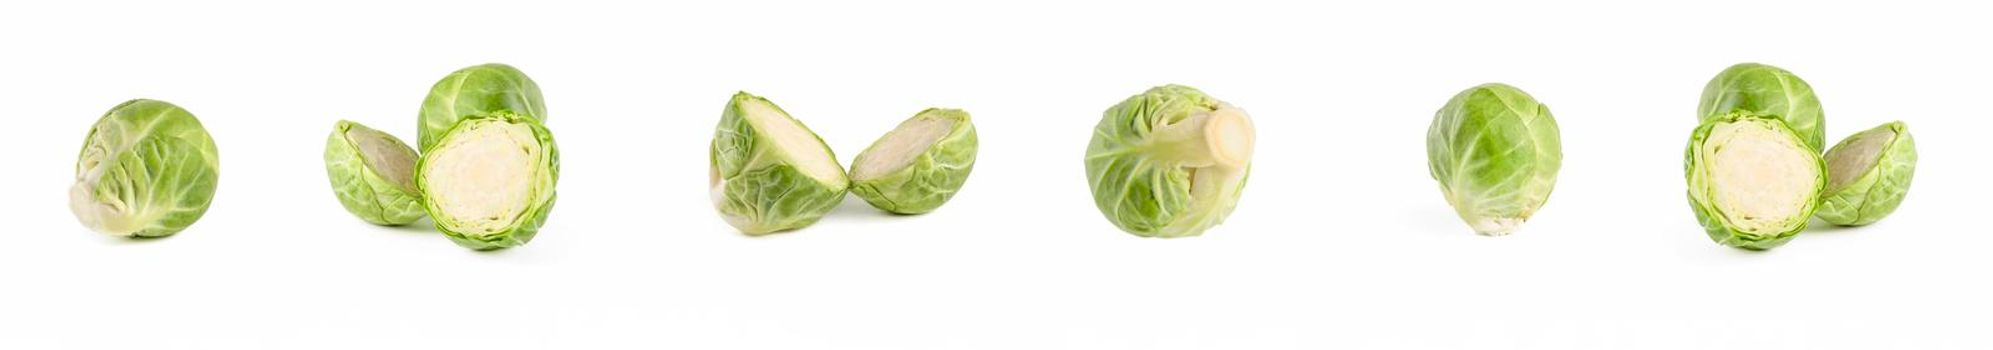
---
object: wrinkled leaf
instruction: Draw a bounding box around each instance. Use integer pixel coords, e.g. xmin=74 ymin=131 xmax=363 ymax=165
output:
xmin=69 ymin=99 xmax=220 ymax=238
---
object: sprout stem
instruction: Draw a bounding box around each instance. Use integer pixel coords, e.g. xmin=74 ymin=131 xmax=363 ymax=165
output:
xmin=1468 ymin=217 xmax=1523 ymax=236
xmin=1144 ymin=105 xmax=1255 ymax=168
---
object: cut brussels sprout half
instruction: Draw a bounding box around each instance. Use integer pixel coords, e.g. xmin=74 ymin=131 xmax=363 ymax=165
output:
xmin=1685 ymin=112 xmax=1825 ymax=250
xmin=1426 ymin=83 xmax=1562 ymax=236
xmin=324 ymin=120 xmax=425 ymax=226
xmin=69 ymin=99 xmax=220 ymax=238
xmin=417 ymin=112 xmax=559 ymax=250
xmin=419 ymin=63 xmax=545 ymax=151
xmin=1817 ymin=121 xmax=1917 ymax=226
xmin=1698 ymin=63 xmax=1825 ymax=150
xmin=710 ymin=92 xmax=849 ymax=235
xmin=849 ymin=108 xmax=978 ymax=214
xmin=1085 ymin=85 xmax=1254 ymax=238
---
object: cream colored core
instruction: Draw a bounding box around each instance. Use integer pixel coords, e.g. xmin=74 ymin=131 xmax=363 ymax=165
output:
xmin=851 ymin=117 xmax=957 ymax=180
xmin=1826 ymin=129 xmax=1891 ymax=191
xmin=424 ymin=122 xmax=541 ymax=233
xmin=1204 ymin=106 xmax=1255 ymax=168
xmin=1704 ymin=122 xmax=1817 ymax=233
xmin=743 ymin=100 xmax=843 ymax=182
xmin=348 ymin=128 xmax=418 ymax=192
xmin=1142 ymin=104 xmax=1256 ymax=168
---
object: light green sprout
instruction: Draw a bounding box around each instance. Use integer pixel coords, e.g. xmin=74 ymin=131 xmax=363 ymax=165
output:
xmin=1685 ymin=112 xmax=1825 ymax=250
xmin=1426 ymin=83 xmax=1562 ymax=236
xmin=324 ymin=120 xmax=424 ymax=226
xmin=1698 ymin=63 xmax=1825 ymax=150
xmin=419 ymin=63 xmax=545 ymax=151
xmin=69 ymin=99 xmax=220 ymax=238
xmin=1085 ymin=85 xmax=1255 ymax=238
xmin=848 ymin=108 xmax=978 ymax=214
xmin=710 ymin=92 xmax=848 ymax=235
xmin=417 ymin=112 xmax=559 ymax=250
xmin=1817 ymin=121 xmax=1917 ymax=226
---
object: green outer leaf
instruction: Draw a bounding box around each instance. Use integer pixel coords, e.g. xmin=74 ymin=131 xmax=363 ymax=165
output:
xmin=324 ymin=120 xmax=425 ymax=226
xmin=418 ymin=63 xmax=546 ymax=151
xmin=850 ymin=108 xmax=979 ymax=214
xmin=1425 ymin=83 xmax=1562 ymax=236
xmin=1816 ymin=121 xmax=1917 ymax=226
xmin=1084 ymin=84 xmax=1252 ymax=238
xmin=416 ymin=112 xmax=559 ymax=250
xmin=68 ymin=99 xmax=219 ymax=238
xmin=709 ymin=92 xmax=849 ymax=234
xmin=1697 ymin=63 xmax=1825 ymax=150
xmin=1684 ymin=112 xmax=1826 ymax=250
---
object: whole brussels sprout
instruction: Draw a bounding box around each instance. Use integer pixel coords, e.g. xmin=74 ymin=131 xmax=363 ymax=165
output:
xmin=1426 ymin=83 xmax=1562 ymax=236
xmin=68 ymin=99 xmax=219 ymax=238
xmin=1817 ymin=121 xmax=1917 ymax=226
xmin=1697 ymin=63 xmax=1825 ymax=150
xmin=1085 ymin=85 xmax=1255 ymax=238
xmin=1685 ymin=112 xmax=1825 ymax=250
xmin=710 ymin=92 xmax=849 ymax=235
xmin=419 ymin=63 xmax=545 ymax=151
xmin=324 ymin=120 xmax=424 ymax=226
xmin=848 ymin=108 xmax=978 ymax=214
xmin=417 ymin=112 xmax=559 ymax=250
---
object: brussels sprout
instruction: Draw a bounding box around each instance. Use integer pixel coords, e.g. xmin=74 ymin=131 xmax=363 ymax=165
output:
xmin=1085 ymin=85 xmax=1254 ymax=238
xmin=324 ymin=120 xmax=424 ymax=226
xmin=1685 ymin=112 xmax=1825 ymax=250
xmin=1697 ymin=63 xmax=1825 ymax=150
xmin=848 ymin=108 xmax=978 ymax=214
xmin=417 ymin=112 xmax=559 ymax=250
xmin=68 ymin=99 xmax=219 ymax=238
xmin=419 ymin=63 xmax=545 ymax=151
xmin=710 ymin=92 xmax=849 ymax=234
xmin=1817 ymin=121 xmax=1917 ymax=226
xmin=1426 ymin=83 xmax=1562 ymax=236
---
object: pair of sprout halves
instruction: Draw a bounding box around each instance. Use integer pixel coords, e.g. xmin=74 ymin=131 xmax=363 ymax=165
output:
xmin=708 ymin=92 xmax=979 ymax=235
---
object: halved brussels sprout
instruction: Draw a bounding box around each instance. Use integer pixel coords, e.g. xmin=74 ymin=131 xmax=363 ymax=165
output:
xmin=419 ymin=63 xmax=545 ymax=151
xmin=710 ymin=92 xmax=848 ymax=234
xmin=1698 ymin=63 xmax=1825 ymax=150
xmin=848 ymin=108 xmax=978 ymax=214
xmin=1426 ymin=83 xmax=1562 ymax=236
xmin=1685 ymin=112 xmax=1825 ymax=250
xmin=1085 ymin=85 xmax=1254 ymax=238
xmin=1817 ymin=121 xmax=1917 ymax=226
xmin=324 ymin=120 xmax=424 ymax=226
xmin=69 ymin=99 xmax=220 ymax=238
xmin=417 ymin=112 xmax=559 ymax=250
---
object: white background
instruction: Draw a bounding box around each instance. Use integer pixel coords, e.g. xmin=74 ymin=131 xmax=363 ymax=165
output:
xmin=2 ymin=1 xmax=1989 ymax=349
